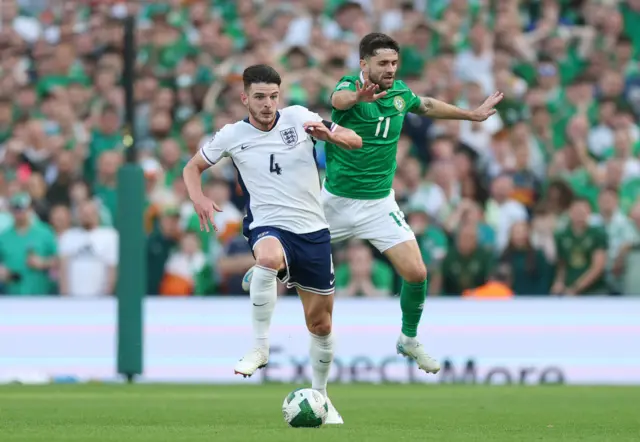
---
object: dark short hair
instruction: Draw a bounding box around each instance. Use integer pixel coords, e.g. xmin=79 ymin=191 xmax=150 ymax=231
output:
xmin=571 ymin=196 xmax=592 ymax=207
xmin=600 ymin=186 xmax=619 ymax=197
xmin=618 ymin=35 xmax=632 ymax=46
xmin=432 ymin=135 xmax=455 ymax=145
xmin=242 ymin=64 xmax=281 ymax=90
xmin=359 ymin=33 xmax=399 ymax=60
xmin=102 ymin=104 xmax=118 ymax=116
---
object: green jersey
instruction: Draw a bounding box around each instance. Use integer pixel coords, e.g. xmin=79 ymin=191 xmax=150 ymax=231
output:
xmin=0 ymin=222 xmax=57 ymax=295
xmin=325 ymin=74 xmax=422 ymax=200
xmin=554 ymin=225 xmax=608 ymax=294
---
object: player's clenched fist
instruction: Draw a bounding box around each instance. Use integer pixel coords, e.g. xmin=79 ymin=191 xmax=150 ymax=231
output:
xmin=303 ymin=121 xmax=332 ymax=141
xmin=355 ymin=80 xmax=387 ymax=102
xmin=191 ymin=195 xmax=222 ymax=232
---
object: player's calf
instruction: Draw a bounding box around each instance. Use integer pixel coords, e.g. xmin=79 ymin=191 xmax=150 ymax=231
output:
xmin=384 ymin=240 xmax=439 ymax=374
xmin=298 ymin=290 xmax=343 ymax=423
xmin=235 ymin=237 xmax=285 ymax=378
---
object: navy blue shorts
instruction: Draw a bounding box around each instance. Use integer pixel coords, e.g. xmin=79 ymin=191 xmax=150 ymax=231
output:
xmin=247 ymin=226 xmax=335 ymax=295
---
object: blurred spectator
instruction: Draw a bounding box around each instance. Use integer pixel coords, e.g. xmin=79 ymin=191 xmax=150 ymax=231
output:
xmin=508 ymin=141 xmax=542 ymax=213
xmin=1 ymin=0 xmax=640 ymax=296
xmin=58 ymin=199 xmax=118 ymax=297
xmin=46 ymin=150 xmax=78 ymax=208
xmin=216 ymin=234 xmax=256 ymax=295
xmin=553 ymin=198 xmax=607 ymax=296
xmin=485 ymin=174 xmax=528 ymax=253
xmin=94 ymin=150 xmax=122 ymax=222
xmin=410 ymin=159 xmax=459 ymax=224
xmin=159 ymin=231 xmax=207 ymax=296
xmin=147 ymin=206 xmax=180 ymax=295
xmin=49 ymin=204 xmax=72 ymax=238
xmin=335 ymin=239 xmax=394 ymax=298
xmin=501 ymin=221 xmax=554 ymax=295
xmin=444 ymin=199 xmax=495 ymax=250
xmin=441 ymin=222 xmax=493 ymax=296
xmin=595 ymin=187 xmax=635 ymax=294
xmin=0 ymin=193 xmax=57 ymax=295
xmin=462 ymin=263 xmax=514 ymax=299
xmin=406 ymin=203 xmax=447 ymax=296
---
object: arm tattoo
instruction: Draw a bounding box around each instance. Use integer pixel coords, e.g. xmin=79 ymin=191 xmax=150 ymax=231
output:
xmin=419 ymin=97 xmax=434 ymax=115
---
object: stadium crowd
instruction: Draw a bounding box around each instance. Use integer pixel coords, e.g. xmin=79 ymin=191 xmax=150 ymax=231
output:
xmin=2 ymin=0 xmax=640 ymax=297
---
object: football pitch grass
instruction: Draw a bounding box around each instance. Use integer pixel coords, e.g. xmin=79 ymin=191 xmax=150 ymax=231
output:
xmin=0 ymin=384 xmax=638 ymax=442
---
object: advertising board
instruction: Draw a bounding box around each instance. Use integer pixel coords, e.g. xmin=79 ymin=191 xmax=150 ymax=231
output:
xmin=1 ymin=298 xmax=638 ymax=385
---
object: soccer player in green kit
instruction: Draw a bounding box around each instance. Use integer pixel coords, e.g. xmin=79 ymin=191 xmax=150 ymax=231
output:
xmin=322 ymin=33 xmax=503 ymax=374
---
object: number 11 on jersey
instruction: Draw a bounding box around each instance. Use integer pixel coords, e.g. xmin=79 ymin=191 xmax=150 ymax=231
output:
xmin=375 ymin=116 xmax=390 ymax=138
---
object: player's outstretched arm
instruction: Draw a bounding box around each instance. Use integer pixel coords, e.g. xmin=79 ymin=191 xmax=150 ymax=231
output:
xmin=413 ymin=92 xmax=504 ymax=122
xmin=183 ymin=154 xmax=222 ymax=232
xmin=303 ymin=121 xmax=363 ymax=150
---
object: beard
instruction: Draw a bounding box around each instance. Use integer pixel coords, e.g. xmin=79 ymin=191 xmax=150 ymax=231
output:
xmin=249 ymin=107 xmax=277 ymax=128
xmin=369 ymin=71 xmax=395 ymax=91
xmin=81 ymin=220 xmax=97 ymax=230
xmin=151 ymin=128 xmax=171 ymax=139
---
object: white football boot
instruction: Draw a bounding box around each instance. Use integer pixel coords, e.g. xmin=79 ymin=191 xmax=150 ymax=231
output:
xmin=234 ymin=348 xmax=268 ymax=378
xmin=324 ymin=396 xmax=344 ymax=425
xmin=241 ymin=266 xmax=254 ymax=292
xmin=396 ymin=336 xmax=441 ymax=374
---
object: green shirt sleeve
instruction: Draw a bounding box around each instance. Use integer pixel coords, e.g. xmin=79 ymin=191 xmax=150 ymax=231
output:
xmin=431 ymin=229 xmax=448 ymax=265
xmin=481 ymin=251 xmax=495 ymax=281
xmin=372 ymin=260 xmax=395 ymax=292
xmin=554 ymin=232 xmax=565 ymax=263
xmin=596 ymin=227 xmax=608 ymax=251
xmin=46 ymin=230 xmax=58 ymax=258
xmin=407 ymin=90 xmax=422 ymax=113
xmin=334 ymin=264 xmax=350 ymax=289
xmin=396 ymin=81 xmax=422 ymax=113
xmin=333 ymin=76 xmax=357 ymax=93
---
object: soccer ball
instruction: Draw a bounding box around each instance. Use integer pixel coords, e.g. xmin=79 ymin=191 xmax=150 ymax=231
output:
xmin=282 ymin=388 xmax=328 ymax=428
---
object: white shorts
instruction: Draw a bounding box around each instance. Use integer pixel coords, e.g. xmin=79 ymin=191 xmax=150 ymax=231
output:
xmin=321 ymin=187 xmax=415 ymax=253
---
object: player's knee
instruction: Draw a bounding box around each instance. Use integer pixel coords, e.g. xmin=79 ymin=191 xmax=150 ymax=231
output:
xmin=307 ymin=314 xmax=332 ymax=336
xmin=308 ymin=320 xmax=332 ymax=336
xmin=255 ymin=248 xmax=285 ymax=271
xmin=404 ymin=262 xmax=427 ymax=284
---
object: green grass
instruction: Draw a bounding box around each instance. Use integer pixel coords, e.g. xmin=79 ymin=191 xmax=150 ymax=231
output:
xmin=0 ymin=384 xmax=638 ymax=441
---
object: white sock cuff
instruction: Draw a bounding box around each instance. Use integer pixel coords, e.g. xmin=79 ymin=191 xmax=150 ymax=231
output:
xmin=254 ymin=265 xmax=278 ymax=275
xmin=310 ymin=332 xmax=333 ymax=347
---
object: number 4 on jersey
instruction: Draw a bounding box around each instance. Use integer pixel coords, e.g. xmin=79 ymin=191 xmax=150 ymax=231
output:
xmin=270 ymin=154 xmax=282 ymax=175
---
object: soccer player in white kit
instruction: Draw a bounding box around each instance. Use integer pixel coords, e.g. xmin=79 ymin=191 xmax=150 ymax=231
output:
xmin=183 ymin=65 xmax=362 ymax=424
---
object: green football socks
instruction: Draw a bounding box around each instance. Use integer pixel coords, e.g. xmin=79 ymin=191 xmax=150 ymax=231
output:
xmin=400 ymin=279 xmax=427 ymax=338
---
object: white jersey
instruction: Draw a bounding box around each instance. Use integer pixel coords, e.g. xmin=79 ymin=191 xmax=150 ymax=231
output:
xmin=200 ymin=105 xmax=329 ymax=234
xmin=58 ymin=227 xmax=119 ymax=297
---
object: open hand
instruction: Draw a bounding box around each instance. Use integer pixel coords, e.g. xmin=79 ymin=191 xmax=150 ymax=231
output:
xmin=192 ymin=196 xmax=222 ymax=232
xmin=27 ymin=254 xmax=47 ymax=271
xmin=355 ymin=80 xmax=387 ymax=103
xmin=470 ymin=91 xmax=504 ymax=122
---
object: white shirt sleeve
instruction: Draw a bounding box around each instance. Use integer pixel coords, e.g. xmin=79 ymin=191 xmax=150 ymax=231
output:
xmin=199 ymin=125 xmax=231 ymax=166
xmin=58 ymin=231 xmax=73 ymax=257
xmin=103 ymin=229 xmax=119 ymax=266
xmin=289 ymin=105 xmax=323 ymax=124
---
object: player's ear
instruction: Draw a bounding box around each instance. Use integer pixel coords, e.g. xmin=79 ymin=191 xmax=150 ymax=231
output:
xmin=240 ymin=91 xmax=249 ymax=107
xmin=359 ymin=58 xmax=367 ymax=72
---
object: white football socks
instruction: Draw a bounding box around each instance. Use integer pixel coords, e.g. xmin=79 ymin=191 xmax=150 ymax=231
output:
xmin=250 ymin=265 xmax=278 ymax=352
xmin=310 ymin=332 xmax=334 ymax=398
xmin=399 ymin=332 xmax=418 ymax=346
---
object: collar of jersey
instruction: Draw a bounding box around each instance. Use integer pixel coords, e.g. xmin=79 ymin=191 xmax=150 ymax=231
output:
xmin=243 ymin=111 xmax=281 ymax=132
